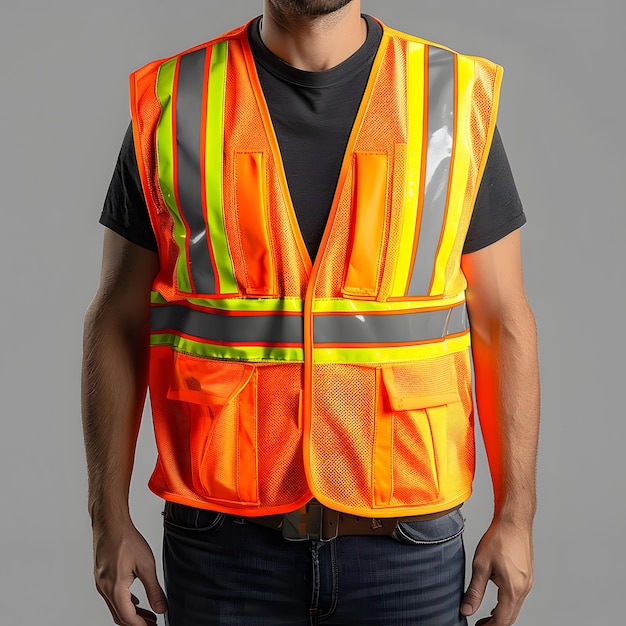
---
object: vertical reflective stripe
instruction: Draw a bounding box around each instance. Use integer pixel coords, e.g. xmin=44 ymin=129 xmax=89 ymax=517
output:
xmin=235 ymin=152 xmax=276 ymax=295
xmin=407 ymin=47 xmax=455 ymax=296
xmin=391 ymin=42 xmax=426 ymax=297
xmin=204 ymin=41 xmax=238 ymax=294
xmin=429 ymin=55 xmax=474 ymax=294
xmin=156 ymin=58 xmax=192 ymax=293
xmin=176 ymin=49 xmax=217 ymax=294
xmin=343 ymin=152 xmax=389 ymax=297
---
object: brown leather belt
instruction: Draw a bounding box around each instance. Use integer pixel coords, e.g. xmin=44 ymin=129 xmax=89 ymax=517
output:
xmin=245 ymin=500 xmax=461 ymax=542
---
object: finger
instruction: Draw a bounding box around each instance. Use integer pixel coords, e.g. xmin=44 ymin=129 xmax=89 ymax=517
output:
xmin=461 ymin=560 xmax=491 ymax=616
xmin=136 ymin=605 xmax=159 ymax=623
xmin=136 ymin=564 xmax=168 ymax=615
xmin=112 ymin=584 xmax=155 ymax=626
xmin=101 ymin=593 xmax=124 ymax=625
xmin=489 ymin=579 xmax=531 ymax=626
xmin=131 ymin=591 xmax=159 ymax=624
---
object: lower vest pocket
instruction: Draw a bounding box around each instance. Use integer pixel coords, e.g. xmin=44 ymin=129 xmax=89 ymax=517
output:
xmin=167 ymin=353 xmax=259 ymax=506
xmin=373 ymin=364 xmax=466 ymax=508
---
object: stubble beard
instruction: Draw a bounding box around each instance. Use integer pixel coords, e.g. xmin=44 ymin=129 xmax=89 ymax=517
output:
xmin=270 ymin=0 xmax=355 ymax=17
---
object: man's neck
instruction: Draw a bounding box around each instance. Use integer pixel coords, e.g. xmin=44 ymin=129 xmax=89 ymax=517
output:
xmin=260 ymin=1 xmax=366 ymax=72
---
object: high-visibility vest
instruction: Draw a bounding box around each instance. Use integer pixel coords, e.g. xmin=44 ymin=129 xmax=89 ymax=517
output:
xmin=130 ymin=19 xmax=502 ymax=517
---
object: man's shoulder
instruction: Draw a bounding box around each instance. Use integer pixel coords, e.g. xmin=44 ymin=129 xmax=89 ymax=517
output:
xmin=379 ymin=19 xmax=499 ymax=68
xmin=130 ymin=20 xmax=251 ymax=78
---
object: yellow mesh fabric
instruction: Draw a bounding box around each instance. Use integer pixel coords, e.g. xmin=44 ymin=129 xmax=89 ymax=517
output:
xmin=309 ymin=352 xmax=474 ymax=513
xmin=444 ymin=58 xmax=498 ymax=294
xmin=309 ymin=364 xmax=377 ymax=506
xmin=223 ymin=40 xmax=307 ymax=299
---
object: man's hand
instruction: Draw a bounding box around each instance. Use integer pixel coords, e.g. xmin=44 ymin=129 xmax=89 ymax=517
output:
xmin=93 ymin=521 xmax=167 ymax=626
xmin=461 ymin=521 xmax=533 ymax=625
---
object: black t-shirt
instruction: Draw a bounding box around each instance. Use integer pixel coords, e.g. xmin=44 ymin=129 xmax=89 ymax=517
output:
xmin=101 ymin=15 xmax=525 ymax=257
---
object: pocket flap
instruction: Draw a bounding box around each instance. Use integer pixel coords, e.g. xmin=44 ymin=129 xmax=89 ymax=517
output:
xmin=381 ymin=367 xmax=459 ymax=410
xmin=166 ymin=353 xmax=254 ymax=406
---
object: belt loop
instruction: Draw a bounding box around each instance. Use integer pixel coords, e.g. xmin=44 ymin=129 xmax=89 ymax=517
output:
xmin=306 ymin=501 xmax=324 ymax=541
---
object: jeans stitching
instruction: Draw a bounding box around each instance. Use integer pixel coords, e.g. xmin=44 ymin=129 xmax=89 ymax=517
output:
xmin=309 ymin=541 xmax=321 ymax=626
xmin=317 ymin=539 xmax=339 ymax=621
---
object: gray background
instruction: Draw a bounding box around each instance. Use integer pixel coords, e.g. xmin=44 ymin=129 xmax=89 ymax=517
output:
xmin=1 ymin=0 xmax=624 ymax=624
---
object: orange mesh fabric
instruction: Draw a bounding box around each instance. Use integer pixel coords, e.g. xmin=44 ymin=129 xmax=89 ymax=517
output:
xmin=140 ymin=24 xmax=497 ymax=516
xmin=131 ymin=63 xmax=180 ymax=302
xmin=149 ymin=346 xmax=309 ymax=512
xmin=223 ymin=39 xmax=308 ymax=299
xmin=314 ymin=37 xmax=408 ymax=300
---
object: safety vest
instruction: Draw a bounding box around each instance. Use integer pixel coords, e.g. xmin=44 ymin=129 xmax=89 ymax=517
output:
xmin=130 ymin=19 xmax=502 ymax=517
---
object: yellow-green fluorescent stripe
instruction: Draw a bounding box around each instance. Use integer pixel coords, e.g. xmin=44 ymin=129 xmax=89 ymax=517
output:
xmin=313 ymin=333 xmax=470 ymax=364
xmin=156 ymin=58 xmax=192 ymax=293
xmin=150 ymin=333 xmax=303 ymax=362
xmin=312 ymin=292 xmax=466 ymax=313
xmin=390 ymin=42 xmax=425 ymax=297
xmin=430 ymin=55 xmax=473 ymax=294
xmin=205 ymin=41 xmax=238 ymax=293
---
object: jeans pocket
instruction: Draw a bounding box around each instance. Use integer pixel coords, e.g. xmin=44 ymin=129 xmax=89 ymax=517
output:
xmin=391 ymin=508 xmax=465 ymax=545
xmin=163 ymin=501 xmax=226 ymax=533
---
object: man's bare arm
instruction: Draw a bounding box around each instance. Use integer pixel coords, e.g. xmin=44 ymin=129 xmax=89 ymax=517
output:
xmin=460 ymin=230 xmax=540 ymax=626
xmin=82 ymin=229 xmax=166 ymax=626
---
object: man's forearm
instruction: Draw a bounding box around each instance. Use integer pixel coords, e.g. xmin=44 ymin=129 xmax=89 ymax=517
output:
xmin=471 ymin=301 xmax=540 ymax=527
xmin=81 ymin=300 xmax=150 ymax=526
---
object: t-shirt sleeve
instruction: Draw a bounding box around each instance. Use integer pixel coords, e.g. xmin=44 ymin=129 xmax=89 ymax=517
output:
xmin=462 ymin=126 xmax=526 ymax=254
xmin=99 ymin=123 xmax=158 ymax=252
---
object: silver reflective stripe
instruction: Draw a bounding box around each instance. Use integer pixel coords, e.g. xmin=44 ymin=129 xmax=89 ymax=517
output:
xmin=313 ymin=304 xmax=468 ymax=344
xmin=176 ymin=49 xmax=216 ymax=293
xmin=151 ymin=305 xmax=304 ymax=344
xmin=407 ymin=47 xmax=455 ymax=296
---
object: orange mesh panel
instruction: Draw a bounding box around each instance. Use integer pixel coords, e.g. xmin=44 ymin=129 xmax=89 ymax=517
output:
xmin=314 ymin=38 xmax=408 ymax=299
xmin=223 ymin=40 xmax=308 ymax=299
xmin=149 ymin=346 xmax=309 ymax=511
xmin=444 ymin=59 xmax=498 ymax=294
xmin=256 ymin=363 xmax=309 ymax=504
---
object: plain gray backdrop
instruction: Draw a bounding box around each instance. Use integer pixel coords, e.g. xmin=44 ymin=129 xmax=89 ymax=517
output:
xmin=1 ymin=1 xmax=624 ymax=624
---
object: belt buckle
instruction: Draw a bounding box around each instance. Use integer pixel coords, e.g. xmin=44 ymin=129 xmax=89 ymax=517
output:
xmin=281 ymin=501 xmax=328 ymax=541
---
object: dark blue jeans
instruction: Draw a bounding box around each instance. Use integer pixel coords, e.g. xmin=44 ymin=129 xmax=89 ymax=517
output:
xmin=163 ymin=502 xmax=468 ymax=626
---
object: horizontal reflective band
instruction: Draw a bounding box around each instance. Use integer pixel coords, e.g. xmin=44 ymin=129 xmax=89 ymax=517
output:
xmin=151 ymin=333 xmax=304 ymax=362
xmin=151 ymin=305 xmax=304 ymax=345
xmin=313 ymin=303 xmax=467 ymax=345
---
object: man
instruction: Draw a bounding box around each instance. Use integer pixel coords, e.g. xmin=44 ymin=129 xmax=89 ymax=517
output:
xmin=82 ymin=1 xmax=539 ymax=625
